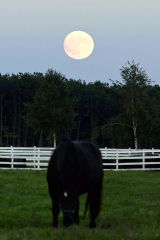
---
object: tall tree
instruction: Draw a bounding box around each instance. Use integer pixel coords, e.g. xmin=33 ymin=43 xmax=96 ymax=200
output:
xmin=120 ymin=60 xmax=151 ymax=148
xmin=26 ymin=69 xmax=74 ymax=146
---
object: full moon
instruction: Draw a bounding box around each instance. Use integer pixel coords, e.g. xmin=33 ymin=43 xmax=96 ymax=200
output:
xmin=64 ymin=31 xmax=94 ymax=60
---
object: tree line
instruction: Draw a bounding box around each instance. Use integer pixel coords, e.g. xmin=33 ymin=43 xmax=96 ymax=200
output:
xmin=0 ymin=61 xmax=160 ymax=148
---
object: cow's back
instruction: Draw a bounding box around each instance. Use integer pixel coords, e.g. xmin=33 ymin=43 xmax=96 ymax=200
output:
xmin=74 ymin=141 xmax=103 ymax=191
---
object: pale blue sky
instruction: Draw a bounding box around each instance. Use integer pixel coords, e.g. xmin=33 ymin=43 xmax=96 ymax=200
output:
xmin=0 ymin=0 xmax=160 ymax=83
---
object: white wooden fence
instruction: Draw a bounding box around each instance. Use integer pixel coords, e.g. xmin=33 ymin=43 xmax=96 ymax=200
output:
xmin=0 ymin=147 xmax=160 ymax=171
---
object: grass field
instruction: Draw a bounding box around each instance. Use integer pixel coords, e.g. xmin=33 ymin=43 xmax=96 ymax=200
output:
xmin=0 ymin=170 xmax=160 ymax=240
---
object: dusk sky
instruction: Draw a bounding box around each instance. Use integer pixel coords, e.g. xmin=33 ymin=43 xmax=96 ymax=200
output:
xmin=0 ymin=0 xmax=160 ymax=83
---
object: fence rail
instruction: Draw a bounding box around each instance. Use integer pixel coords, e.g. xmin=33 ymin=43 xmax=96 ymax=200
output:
xmin=0 ymin=147 xmax=160 ymax=171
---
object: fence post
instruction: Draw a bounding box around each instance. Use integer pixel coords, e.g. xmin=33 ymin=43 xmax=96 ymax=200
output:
xmin=116 ymin=151 xmax=119 ymax=170
xmin=37 ymin=148 xmax=40 ymax=169
xmin=33 ymin=146 xmax=36 ymax=168
xmin=142 ymin=150 xmax=145 ymax=170
xmin=11 ymin=146 xmax=14 ymax=169
xmin=128 ymin=147 xmax=131 ymax=156
xmin=105 ymin=147 xmax=107 ymax=159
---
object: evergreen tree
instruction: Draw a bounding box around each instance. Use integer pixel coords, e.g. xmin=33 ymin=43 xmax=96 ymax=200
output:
xmin=26 ymin=69 xmax=74 ymax=146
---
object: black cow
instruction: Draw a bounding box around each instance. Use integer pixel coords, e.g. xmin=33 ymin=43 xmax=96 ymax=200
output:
xmin=47 ymin=138 xmax=103 ymax=228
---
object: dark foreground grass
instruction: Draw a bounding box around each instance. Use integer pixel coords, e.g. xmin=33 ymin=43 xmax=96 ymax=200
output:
xmin=0 ymin=170 xmax=160 ymax=240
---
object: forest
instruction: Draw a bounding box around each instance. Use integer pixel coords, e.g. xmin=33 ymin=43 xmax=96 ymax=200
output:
xmin=0 ymin=61 xmax=160 ymax=148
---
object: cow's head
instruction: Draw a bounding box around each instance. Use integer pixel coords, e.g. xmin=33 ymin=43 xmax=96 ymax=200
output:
xmin=60 ymin=188 xmax=79 ymax=227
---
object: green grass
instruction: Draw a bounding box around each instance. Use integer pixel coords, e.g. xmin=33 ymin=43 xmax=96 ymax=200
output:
xmin=0 ymin=170 xmax=160 ymax=240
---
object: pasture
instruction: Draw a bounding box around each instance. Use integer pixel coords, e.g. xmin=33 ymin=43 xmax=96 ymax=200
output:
xmin=0 ymin=170 xmax=160 ymax=240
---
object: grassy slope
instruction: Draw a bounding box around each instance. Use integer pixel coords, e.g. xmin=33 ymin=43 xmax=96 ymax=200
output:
xmin=0 ymin=170 xmax=160 ymax=240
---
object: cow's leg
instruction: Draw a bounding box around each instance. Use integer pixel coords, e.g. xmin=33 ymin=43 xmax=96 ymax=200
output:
xmin=88 ymin=182 xmax=103 ymax=228
xmin=51 ymin=195 xmax=60 ymax=227
xmin=74 ymin=198 xmax=79 ymax=224
xmin=89 ymin=198 xmax=96 ymax=228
